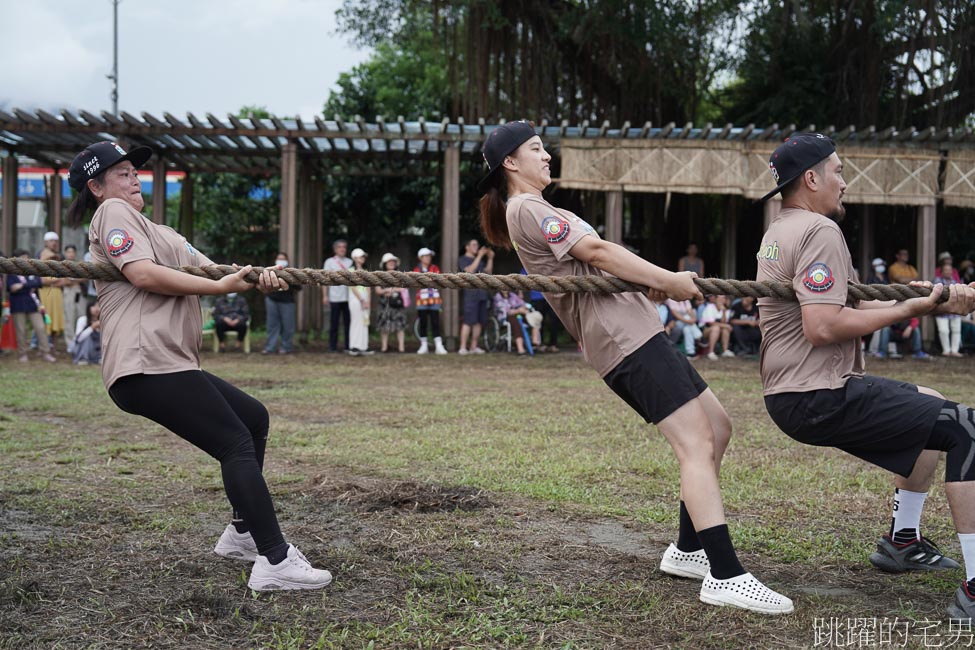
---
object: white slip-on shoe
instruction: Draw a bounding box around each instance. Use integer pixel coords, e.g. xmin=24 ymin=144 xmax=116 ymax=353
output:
xmin=699 ymin=571 xmax=794 ymax=614
xmin=659 ymin=543 xmax=709 ymax=579
xmin=247 ymin=544 xmax=333 ymax=591
xmin=213 ymin=524 xmax=258 ymax=562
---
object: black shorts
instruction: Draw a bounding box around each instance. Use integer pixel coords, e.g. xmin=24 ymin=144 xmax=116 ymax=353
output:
xmin=764 ymin=375 xmax=944 ymax=478
xmin=604 ymin=332 xmax=709 ymax=424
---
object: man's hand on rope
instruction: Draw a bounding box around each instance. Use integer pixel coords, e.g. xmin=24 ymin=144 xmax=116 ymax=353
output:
xmin=909 ymin=281 xmax=975 ymax=317
xmin=664 ymin=271 xmax=704 ymax=302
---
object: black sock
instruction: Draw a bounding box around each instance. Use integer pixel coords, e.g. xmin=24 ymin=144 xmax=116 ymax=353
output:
xmin=262 ymin=542 xmax=290 ymax=565
xmin=696 ymin=524 xmax=746 ymax=580
xmin=676 ymin=501 xmax=703 ymax=553
xmin=232 ymin=516 xmax=249 ymax=535
xmin=892 ymin=528 xmax=919 ymax=545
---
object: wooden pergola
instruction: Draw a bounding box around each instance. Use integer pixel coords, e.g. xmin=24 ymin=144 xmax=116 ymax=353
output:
xmin=2 ymin=109 xmax=974 ymax=340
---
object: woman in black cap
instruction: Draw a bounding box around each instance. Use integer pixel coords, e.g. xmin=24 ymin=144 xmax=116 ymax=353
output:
xmin=478 ymin=122 xmax=792 ymax=614
xmin=66 ymin=141 xmax=331 ymax=591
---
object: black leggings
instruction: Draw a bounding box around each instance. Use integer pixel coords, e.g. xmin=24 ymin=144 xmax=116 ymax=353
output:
xmin=109 ymin=370 xmax=284 ymax=553
xmin=928 ymin=401 xmax=975 ymax=482
xmin=417 ymin=309 xmax=441 ymax=338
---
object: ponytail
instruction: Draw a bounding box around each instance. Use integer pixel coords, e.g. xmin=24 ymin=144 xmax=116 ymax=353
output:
xmin=65 ymin=171 xmax=106 ymax=227
xmin=479 ymin=182 xmax=512 ymax=249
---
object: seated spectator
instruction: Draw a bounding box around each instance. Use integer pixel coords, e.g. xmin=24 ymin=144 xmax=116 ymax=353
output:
xmin=212 ymin=292 xmax=250 ymax=352
xmin=521 ymin=268 xmax=562 ymax=353
xmin=877 ymin=317 xmax=930 ymax=360
xmin=493 ymin=290 xmax=538 ymax=355
xmin=865 ymin=258 xmax=889 ymax=356
xmin=699 ymin=295 xmax=734 ymax=360
xmin=888 ymin=248 xmax=919 ymax=284
xmin=935 ymin=251 xmax=962 ymax=282
xmin=665 ymin=298 xmax=701 ymax=356
xmin=962 ymin=312 xmax=975 ymax=351
xmin=730 ymin=296 xmax=761 ymax=355
xmin=72 ymin=303 xmax=102 ymax=365
xmin=934 ymin=258 xmax=963 ymax=357
xmin=657 ymin=302 xmax=680 ymax=345
xmin=961 ymin=258 xmax=975 ymax=285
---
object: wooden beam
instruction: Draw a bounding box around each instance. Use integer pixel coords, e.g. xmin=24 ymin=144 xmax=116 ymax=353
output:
xmin=858 ymin=205 xmax=873 ymax=282
xmin=2 ymin=155 xmax=18 ymax=255
xmin=605 ymin=190 xmax=623 ymax=243
xmin=295 ymin=161 xmax=313 ymax=334
xmin=917 ymin=204 xmax=936 ymax=345
xmin=48 ymin=174 xmax=63 ymax=236
xmin=151 ymin=156 xmax=166 ymax=225
xmin=279 ymin=140 xmax=298 ymax=265
xmin=179 ymin=173 xmax=194 ymax=243
xmin=440 ymin=144 xmax=461 ymax=347
xmin=721 ymin=196 xmax=738 ymax=280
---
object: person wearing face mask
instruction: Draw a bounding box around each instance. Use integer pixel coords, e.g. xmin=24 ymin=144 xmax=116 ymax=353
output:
xmin=263 ymin=252 xmax=300 ymax=355
xmin=213 ymin=291 xmax=250 ymax=352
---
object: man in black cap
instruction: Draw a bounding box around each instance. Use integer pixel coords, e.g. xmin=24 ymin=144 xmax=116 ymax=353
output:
xmin=756 ymin=134 xmax=975 ymax=619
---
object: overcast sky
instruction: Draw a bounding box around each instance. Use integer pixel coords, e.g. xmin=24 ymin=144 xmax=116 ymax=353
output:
xmin=0 ymin=0 xmax=372 ymax=120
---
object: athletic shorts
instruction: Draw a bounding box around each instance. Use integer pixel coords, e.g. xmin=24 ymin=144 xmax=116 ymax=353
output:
xmin=764 ymin=375 xmax=945 ymax=478
xmin=603 ymin=332 xmax=709 ymax=424
xmin=462 ymin=298 xmax=488 ymax=326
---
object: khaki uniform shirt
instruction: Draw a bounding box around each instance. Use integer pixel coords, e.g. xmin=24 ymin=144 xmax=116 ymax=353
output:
xmin=506 ymin=193 xmax=663 ymax=377
xmin=756 ymin=207 xmax=864 ymax=395
xmin=89 ymin=198 xmax=213 ymax=388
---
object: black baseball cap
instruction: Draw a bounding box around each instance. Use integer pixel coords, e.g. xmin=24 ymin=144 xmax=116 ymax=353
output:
xmin=478 ymin=120 xmax=538 ymax=191
xmin=760 ymin=133 xmax=837 ymax=202
xmin=68 ymin=141 xmax=153 ymax=192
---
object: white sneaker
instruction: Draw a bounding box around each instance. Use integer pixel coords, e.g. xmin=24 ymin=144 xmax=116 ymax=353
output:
xmin=699 ymin=571 xmax=794 ymax=614
xmin=721 ymin=349 xmax=735 ymax=358
xmin=706 ymin=352 xmax=718 ymax=361
xmin=247 ymin=544 xmax=333 ymax=591
xmin=434 ymin=337 xmax=448 ymax=355
xmin=471 ymin=347 xmax=486 ymax=355
xmin=213 ymin=524 xmax=258 ymax=562
xmin=458 ymin=348 xmax=469 ymax=355
xmin=417 ymin=340 xmax=429 ymax=355
xmin=659 ymin=543 xmax=709 ymax=579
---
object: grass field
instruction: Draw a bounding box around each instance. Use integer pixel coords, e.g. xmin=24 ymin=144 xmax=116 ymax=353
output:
xmin=1 ymin=343 xmax=973 ymax=649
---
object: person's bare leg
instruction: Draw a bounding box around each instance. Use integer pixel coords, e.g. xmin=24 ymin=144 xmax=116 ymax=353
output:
xmin=472 ymin=323 xmax=483 ymax=350
xmin=720 ymin=326 xmax=731 ymax=352
xmin=707 ymin=326 xmax=720 ymax=352
xmin=380 ymin=331 xmax=389 ymax=352
xmin=696 ymin=388 xmax=732 ymax=475
xmin=396 ymin=330 xmax=405 ymax=352
xmin=459 ymin=324 xmax=471 ymax=350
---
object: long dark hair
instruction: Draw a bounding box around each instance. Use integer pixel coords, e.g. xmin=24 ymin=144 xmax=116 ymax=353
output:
xmin=65 ymin=169 xmax=107 ymax=227
xmin=479 ymin=177 xmax=512 ymax=250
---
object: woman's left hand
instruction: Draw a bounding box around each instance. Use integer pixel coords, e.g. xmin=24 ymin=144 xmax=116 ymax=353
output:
xmin=257 ymin=267 xmax=289 ymax=295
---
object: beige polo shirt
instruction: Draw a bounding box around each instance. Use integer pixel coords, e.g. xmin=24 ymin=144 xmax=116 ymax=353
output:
xmin=506 ymin=193 xmax=663 ymax=377
xmin=89 ymin=198 xmax=214 ymax=388
xmin=756 ymin=207 xmax=864 ymax=395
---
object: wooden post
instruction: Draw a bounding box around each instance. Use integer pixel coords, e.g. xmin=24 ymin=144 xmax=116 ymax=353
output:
xmin=858 ymin=205 xmax=873 ymax=281
xmin=49 ymin=174 xmax=63 ymax=236
xmin=917 ymin=203 xmax=937 ymax=345
xmin=279 ymin=141 xmax=298 ymax=266
xmin=151 ymin=157 xmax=166 ymax=225
xmin=721 ymin=197 xmax=738 ymax=280
xmin=440 ymin=144 xmax=460 ymax=348
xmin=762 ymin=197 xmax=781 ymax=232
xmin=179 ymin=173 xmax=194 ymax=242
xmin=605 ymin=190 xmax=623 ymax=243
xmin=295 ymin=162 xmax=312 ymax=335
xmin=1 ymin=155 xmax=17 ymax=255
xmin=312 ymin=178 xmax=324 ymax=335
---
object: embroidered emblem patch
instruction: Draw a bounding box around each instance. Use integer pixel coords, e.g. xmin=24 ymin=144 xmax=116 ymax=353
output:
xmin=106 ymin=228 xmax=134 ymax=257
xmin=541 ymin=215 xmax=571 ymax=243
xmin=803 ymin=262 xmax=835 ymax=292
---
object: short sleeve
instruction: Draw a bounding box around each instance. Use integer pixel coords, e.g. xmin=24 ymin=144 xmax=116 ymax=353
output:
xmin=520 ymin=199 xmax=591 ymax=262
xmin=793 ymin=224 xmax=850 ymax=306
xmin=92 ymin=201 xmax=155 ymax=269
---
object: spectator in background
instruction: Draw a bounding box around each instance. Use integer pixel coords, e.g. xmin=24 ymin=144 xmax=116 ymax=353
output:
xmin=6 ymin=249 xmax=55 ymax=363
xmin=888 ymin=248 xmax=919 ymax=285
xmin=323 ymin=239 xmax=352 ymax=353
xmin=960 ymin=258 xmax=975 ymax=285
xmin=934 ymin=257 xmax=963 ymax=357
xmin=730 ymin=296 xmax=761 ymax=355
xmin=72 ymin=302 xmax=102 ymax=365
xmin=213 ymin=292 xmax=250 ymax=352
xmin=678 ymin=243 xmax=704 ymax=276
xmin=62 ymin=245 xmax=87 ymax=354
xmin=347 ymin=248 xmax=373 ymax=356
xmin=665 ymin=297 xmax=701 ymax=356
xmin=699 ymin=295 xmax=734 ymax=360
xmin=493 ymin=290 xmax=536 ymax=355
xmin=878 ymin=317 xmax=930 ymax=360
xmin=866 ymin=257 xmax=889 ymax=285
xmin=263 ymin=252 xmax=299 ymax=355
xmin=522 ymin=268 xmax=562 ymax=353
xmin=458 ymin=238 xmax=494 ymax=355
xmin=935 ymin=251 xmax=962 ymax=282
xmin=37 ymin=231 xmax=66 ymax=350
xmin=414 ymin=247 xmax=448 ymax=355
xmin=375 ymin=253 xmax=410 ymax=353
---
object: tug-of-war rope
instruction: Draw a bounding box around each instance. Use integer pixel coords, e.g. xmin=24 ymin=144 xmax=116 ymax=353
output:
xmin=0 ymin=257 xmax=947 ymax=303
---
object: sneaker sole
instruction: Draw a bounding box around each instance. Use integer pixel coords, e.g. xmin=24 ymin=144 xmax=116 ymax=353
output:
xmin=660 ymin=559 xmax=708 ymax=580
xmin=214 ymin=547 xmax=258 ymax=562
xmin=948 ymin=604 xmax=971 ymax=620
xmin=247 ymin=574 xmax=333 ymax=591
xmin=869 ymin=551 xmax=961 ymax=573
xmin=699 ymin=592 xmax=794 ymax=615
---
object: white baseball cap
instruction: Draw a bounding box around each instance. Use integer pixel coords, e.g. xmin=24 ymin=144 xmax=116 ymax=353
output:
xmin=417 ymin=247 xmax=435 ymax=258
xmin=380 ymin=252 xmax=400 ymax=265
xmin=350 ymin=248 xmax=367 ymax=260
xmin=43 ymin=231 xmax=60 ymax=241
xmin=871 ymin=257 xmax=885 ymax=267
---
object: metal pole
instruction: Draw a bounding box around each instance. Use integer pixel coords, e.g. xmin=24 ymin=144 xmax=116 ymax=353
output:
xmin=108 ymin=0 xmax=119 ymax=116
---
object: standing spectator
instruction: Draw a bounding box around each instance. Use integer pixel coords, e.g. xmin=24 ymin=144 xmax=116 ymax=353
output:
xmin=934 ymin=258 xmax=963 ymax=357
xmin=375 ymin=253 xmax=410 ymax=353
xmin=413 ymin=247 xmax=447 ymax=355
xmin=72 ymin=302 xmax=102 ymax=365
xmin=62 ymin=245 xmax=87 ymax=354
xmin=665 ymin=298 xmax=702 ymax=356
xmin=493 ymin=290 xmax=536 ymax=355
xmin=521 ymin=268 xmax=562 ymax=352
xmin=38 ymin=231 xmax=66 ymax=350
xmin=458 ymin=238 xmax=493 ymax=354
xmin=213 ymin=292 xmax=250 ymax=352
xmin=323 ymin=239 xmax=352 ymax=353
xmin=678 ymin=243 xmax=705 ymax=276
xmin=866 ymin=258 xmax=889 ymax=285
xmin=263 ymin=252 xmax=299 ymax=355
xmin=347 ymin=248 xmax=372 ymax=356
xmin=888 ymin=248 xmax=919 ymax=285
xmin=5 ymin=249 xmax=56 ymax=363
xmin=960 ymin=258 xmax=975 ymax=285
xmin=730 ymin=296 xmax=761 ymax=355
xmin=699 ymin=295 xmax=734 ymax=360
xmin=935 ymin=252 xmax=962 ymax=282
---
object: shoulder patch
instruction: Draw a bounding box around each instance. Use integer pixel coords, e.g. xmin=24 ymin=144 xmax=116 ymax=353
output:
xmin=802 ymin=262 xmax=835 ymax=293
xmin=106 ymin=228 xmax=135 ymax=258
xmin=541 ymin=215 xmax=571 ymax=244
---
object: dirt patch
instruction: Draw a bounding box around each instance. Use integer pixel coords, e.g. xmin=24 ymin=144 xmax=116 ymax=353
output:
xmin=309 ymin=473 xmax=493 ymax=513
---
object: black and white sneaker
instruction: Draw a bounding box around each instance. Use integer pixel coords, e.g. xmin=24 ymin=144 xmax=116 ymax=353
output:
xmin=948 ymin=582 xmax=975 ymax=620
xmin=868 ymin=535 xmax=961 ymax=573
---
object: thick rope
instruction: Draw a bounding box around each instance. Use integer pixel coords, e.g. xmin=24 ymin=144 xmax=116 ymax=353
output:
xmin=0 ymin=256 xmax=943 ymax=303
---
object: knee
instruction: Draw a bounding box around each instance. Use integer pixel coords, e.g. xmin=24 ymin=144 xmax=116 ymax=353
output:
xmin=918 ymin=385 xmax=946 ymax=400
xmin=670 ymin=429 xmax=716 ymax=465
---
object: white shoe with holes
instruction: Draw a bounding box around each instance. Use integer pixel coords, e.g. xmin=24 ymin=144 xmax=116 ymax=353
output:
xmin=699 ymin=571 xmax=794 ymax=614
xmin=659 ymin=543 xmax=709 ymax=579
xmin=213 ymin=524 xmax=258 ymax=562
xmin=247 ymin=544 xmax=333 ymax=591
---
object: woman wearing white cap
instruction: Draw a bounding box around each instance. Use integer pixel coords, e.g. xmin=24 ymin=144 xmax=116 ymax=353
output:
xmin=375 ymin=253 xmax=410 ymax=353
xmin=347 ymin=248 xmax=373 ymax=355
xmin=413 ymin=247 xmax=448 ymax=355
